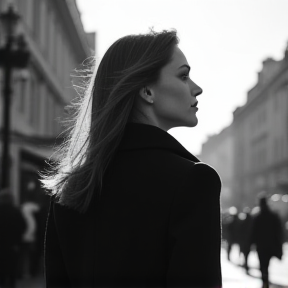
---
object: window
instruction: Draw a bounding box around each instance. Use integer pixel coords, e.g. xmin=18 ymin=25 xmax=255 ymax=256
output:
xmin=46 ymin=89 xmax=56 ymax=136
xmin=18 ymin=79 xmax=27 ymax=113
xmin=29 ymin=76 xmax=40 ymax=129
xmin=29 ymin=77 xmax=36 ymax=125
xmin=53 ymin=103 xmax=60 ymax=135
xmin=57 ymin=28 xmax=63 ymax=80
xmin=54 ymin=22 xmax=59 ymax=72
xmin=48 ymin=10 xmax=55 ymax=64
xmin=34 ymin=82 xmax=40 ymax=130
xmin=45 ymin=91 xmax=50 ymax=133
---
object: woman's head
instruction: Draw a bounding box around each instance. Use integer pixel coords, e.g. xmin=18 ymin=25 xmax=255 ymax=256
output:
xmin=91 ymin=29 xmax=180 ymax=127
xmin=92 ymin=29 xmax=202 ymax=131
xmin=41 ymin=29 xmax=200 ymax=212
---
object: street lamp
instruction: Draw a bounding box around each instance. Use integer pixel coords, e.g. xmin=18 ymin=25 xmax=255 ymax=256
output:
xmin=0 ymin=5 xmax=30 ymax=189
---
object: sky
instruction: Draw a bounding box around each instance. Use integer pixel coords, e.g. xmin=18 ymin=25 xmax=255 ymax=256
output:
xmin=76 ymin=0 xmax=288 ymax=155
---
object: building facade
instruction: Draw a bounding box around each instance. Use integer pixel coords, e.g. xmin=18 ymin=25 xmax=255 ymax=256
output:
xmin=198 ymin=44 xmax=288 ymax=211
xmin=198 ymin=126 xmax=234 ymax=210
xmin=0 ymin=0 xmax=95 ymax=205
xmin=233 ymin=47 xmax=288 ymax=209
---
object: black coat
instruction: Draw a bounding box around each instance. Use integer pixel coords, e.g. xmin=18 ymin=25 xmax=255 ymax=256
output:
xmin=45 ymin=122 xmax=222 ymax=288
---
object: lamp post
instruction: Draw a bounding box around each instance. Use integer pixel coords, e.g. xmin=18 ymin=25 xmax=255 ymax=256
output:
xmin=0 ymin=5 xmax=30 ymax=189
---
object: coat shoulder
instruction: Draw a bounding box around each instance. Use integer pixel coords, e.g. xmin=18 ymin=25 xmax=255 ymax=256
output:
xmin=114 ymin=149 xmax=222 ymax=199
xmin=117 ymin=148 xmax=197 ymax=173
xmin=177 ymin=162 xmax=222 ymax=200
xmin=192 ymin=162 xmax=222 ymax=184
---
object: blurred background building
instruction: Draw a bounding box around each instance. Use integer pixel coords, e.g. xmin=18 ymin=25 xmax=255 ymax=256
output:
xmin=233 ymin=48 xmax=288 ymax=209
xmin=199 ymin=126 xmax=234 ymax=210
xmin=199 ymin=44 xmax=288 ymax=215
xmin=0 ymin=0 xmax=95 ymax=206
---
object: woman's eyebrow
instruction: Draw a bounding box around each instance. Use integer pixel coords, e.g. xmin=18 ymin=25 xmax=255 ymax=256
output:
xmin=178 ymin=64 xmax=190 ymax=71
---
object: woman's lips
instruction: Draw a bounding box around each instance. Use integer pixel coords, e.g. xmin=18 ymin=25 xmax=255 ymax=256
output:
xmin=191 ymin=101 xmax=198 ymax=107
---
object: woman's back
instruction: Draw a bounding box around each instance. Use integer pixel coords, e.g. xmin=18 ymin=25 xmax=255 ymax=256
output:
xmin=46 ymin=123 xmax=222 ymax=287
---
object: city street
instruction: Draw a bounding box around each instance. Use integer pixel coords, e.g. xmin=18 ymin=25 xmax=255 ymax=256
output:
xmin=16 ymin=244 xmax=288 ymax=288
xmin=0 ymin=0 xmax=287 ymax=287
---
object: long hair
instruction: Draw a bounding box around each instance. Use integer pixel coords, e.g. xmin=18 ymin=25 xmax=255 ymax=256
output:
xmin=40 ymin=29 xmax=179 ymax=213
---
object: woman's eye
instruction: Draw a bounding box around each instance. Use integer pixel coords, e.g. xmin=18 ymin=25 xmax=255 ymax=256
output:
xmin=181 ymin=74 xmax=189 ymax=81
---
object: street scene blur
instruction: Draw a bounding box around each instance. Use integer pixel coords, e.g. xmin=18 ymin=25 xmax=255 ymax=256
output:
xmin=0 ymin=0 xmax=287 ymax=288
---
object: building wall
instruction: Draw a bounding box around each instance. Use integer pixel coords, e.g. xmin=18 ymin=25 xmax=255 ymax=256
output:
xmin=233 ymin=52 xmax=288 ymax=209
xmin=198 ymin=47 xmax=288 ymax=211
xmin=0 ymin=0 xmax=95 ymax=204
xmin=198 ymin=126 xmax=235 ymax=210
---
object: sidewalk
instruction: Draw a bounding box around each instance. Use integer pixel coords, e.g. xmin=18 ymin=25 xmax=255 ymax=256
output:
xmin=222 ymin=249 xmax=262 ymax=288
xmin=222 ymin=244 xmax=288 ymax=288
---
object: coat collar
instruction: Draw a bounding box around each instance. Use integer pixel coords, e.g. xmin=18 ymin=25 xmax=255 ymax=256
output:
xmin=118 ymin=122 xmax=200 ymax=163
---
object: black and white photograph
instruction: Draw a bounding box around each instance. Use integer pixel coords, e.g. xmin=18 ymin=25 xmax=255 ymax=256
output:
xmin=0 ymin=0 xmax=288 ymax=287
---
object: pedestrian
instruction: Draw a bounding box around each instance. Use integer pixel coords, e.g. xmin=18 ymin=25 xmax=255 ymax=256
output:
xmin=41 ymin=29 xmax=222 ymax=288
xmin=20 ymin=199 xmax=40 ymax=279
xmin=225 ymin=206 xmax=239 ymax=261
xmin=251 ymin=196 xmax=284 ymax=288
xmin=0 ymin=188 xmax=26 ymax=288
xmin=238 ymin=207 xmax=253 ymax=272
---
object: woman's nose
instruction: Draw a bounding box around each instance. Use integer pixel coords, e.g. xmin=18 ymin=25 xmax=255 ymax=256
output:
xmin=192 ymin=84 xmax=203 ymax=97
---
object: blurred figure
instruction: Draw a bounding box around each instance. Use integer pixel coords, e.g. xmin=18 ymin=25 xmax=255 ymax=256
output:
xmin=251 ymin=196 xmax=284 ymax=288
xmin=221 ymin=210 xmax=230 ymax=244
xmin=238 ymin=207 xmax=253 ymax=273
xmin=225 ymin=206 xmax=239 ymax=261
xmin=20 ymin=199 xmax=40 ymax=279
xmin=0 ymin=188 xmax=26 ymax=288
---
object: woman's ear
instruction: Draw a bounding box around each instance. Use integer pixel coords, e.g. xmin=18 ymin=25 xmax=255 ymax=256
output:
xmin=139 ymin=87 xmax=154 ymax=104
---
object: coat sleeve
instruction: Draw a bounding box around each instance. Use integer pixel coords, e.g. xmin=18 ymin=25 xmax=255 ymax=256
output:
xmin=166 ymin=163 xmax=222 ymax=288
xmin=45 ymin=197 xmax=71 ymax=288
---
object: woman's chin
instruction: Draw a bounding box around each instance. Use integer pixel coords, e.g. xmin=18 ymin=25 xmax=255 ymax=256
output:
xmin=188 ymin=117 xmax=198 ymax=127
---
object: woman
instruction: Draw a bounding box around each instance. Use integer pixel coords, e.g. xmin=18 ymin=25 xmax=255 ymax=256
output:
xmin=42 ymin=29 xmax=222 ymax=288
